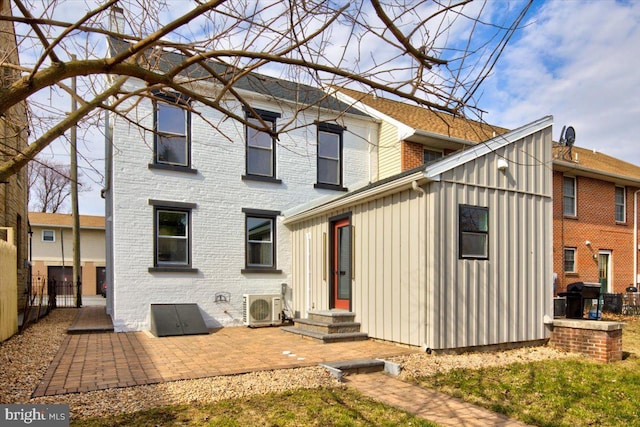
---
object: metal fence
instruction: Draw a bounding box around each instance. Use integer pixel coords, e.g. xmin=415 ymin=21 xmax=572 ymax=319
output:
xmin=28 ymin=275 xmax=81 ymax=310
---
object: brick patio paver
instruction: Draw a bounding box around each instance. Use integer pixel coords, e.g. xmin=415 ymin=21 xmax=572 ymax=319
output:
xmin=33 ymin=326 xmax=414 ymax=397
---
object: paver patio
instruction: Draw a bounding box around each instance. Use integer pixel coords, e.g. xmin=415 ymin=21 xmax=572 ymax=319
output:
xmin=33 ymin=325 xmax=415 ymax=397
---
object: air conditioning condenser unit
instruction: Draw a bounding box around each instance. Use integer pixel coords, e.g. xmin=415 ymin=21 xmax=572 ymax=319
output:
xmin=243 ymin=294 xmax=282 ymax=327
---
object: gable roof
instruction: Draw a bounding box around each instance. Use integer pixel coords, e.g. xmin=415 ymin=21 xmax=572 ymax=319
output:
xmin=108 ymin=37 xmax=369 ymax=118
xmin=335 ymin=87 xmax=509 ymax=143
xmin=28 ymin=212 xmax=105 ymax=229
xmin=553 ymin=145 xmax=640 ymax=185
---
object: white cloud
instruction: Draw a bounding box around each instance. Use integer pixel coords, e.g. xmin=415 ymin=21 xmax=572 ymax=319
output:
xmin=480 ymin=0 xmax=640 ymax=164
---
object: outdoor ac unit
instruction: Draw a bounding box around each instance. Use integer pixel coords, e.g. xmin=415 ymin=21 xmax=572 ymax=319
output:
xmin=242 ymin=294 xmax=282 ymax=327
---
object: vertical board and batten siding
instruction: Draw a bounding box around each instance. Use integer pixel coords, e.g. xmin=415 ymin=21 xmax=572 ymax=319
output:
xmin=289 ymin=188 xmax=427 ymax=346
xmin=378 ymin=121 xmax=402 ymax=180
xmin=427 ymin=128 xmax=552 ymax=350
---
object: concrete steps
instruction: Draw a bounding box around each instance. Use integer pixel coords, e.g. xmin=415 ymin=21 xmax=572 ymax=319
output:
xmin=281 ymin=310 xmax=368 ymax=343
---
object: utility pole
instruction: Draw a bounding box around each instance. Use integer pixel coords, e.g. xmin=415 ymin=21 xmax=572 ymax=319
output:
xmin=70 ymin=54 xmax=81 ymax=308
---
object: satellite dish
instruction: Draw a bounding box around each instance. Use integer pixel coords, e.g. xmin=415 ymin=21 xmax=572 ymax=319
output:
xmin=565 ymin=126 xmax=576 ymax=146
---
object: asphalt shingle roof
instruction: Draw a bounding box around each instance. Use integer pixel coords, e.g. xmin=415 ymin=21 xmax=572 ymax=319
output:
xmin=553 ymin=144 xmax=640 ymax=181
xmin=336 ymin=87 xmax=509 ymax=142
xmin=108 ymin=37 xmax=368 ymax=117
xmin=28 ymin=212 xmax=105 ymax=229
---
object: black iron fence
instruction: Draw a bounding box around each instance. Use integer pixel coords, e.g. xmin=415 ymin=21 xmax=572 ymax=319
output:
xmin=28 ymin=275 xmax=81 ymax=310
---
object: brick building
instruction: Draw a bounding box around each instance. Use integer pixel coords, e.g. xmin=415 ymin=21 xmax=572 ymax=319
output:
xmin=335 ymin=88 xmax=640 ymax=296
xmin=0 ymin=0 xmax=30 ymax=314
xmin=553 ymin=145 xmax=640 ymax=294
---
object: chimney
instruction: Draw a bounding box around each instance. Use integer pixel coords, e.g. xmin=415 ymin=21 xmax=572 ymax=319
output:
xmin=109 ymin=6 xmax=125 ymax=34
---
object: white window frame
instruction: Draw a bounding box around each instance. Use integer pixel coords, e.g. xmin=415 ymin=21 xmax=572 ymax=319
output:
xmin=615 ymin=185 xmax=626 ymax=222
xmin=42 ymin=229 xmax=55 ymax=243
xmin=563 ymin=176 xmax=577 ymax=217
xmin=564 ymin=247 xmax=577 ymax=273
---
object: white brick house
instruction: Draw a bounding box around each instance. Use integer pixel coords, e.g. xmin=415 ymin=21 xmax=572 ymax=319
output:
xmin=103 ymin=42 xmax=379 ymax=332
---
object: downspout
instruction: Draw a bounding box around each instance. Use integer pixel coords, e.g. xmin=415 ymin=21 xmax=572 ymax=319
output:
xmin=634 ymin=190 xmax=640 ymax=287
xmin=411 ymin=179 xmax=429 ymax=351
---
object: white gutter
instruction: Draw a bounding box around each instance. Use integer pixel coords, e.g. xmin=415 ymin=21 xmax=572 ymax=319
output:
xmin=554 ymin=160 xmax=640 ymax=186
xmin=635 ymin=190 xmax=640 ymax=286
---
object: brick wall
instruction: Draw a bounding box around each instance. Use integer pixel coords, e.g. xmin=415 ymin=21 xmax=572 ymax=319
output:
xmin=0 ymin=0 xmax=30 ymax=314
xmin=109 ymin=83 xmax=376 ymax=331
xmin=401 ymin=141 xmax=424 ymax=170
xmin=553 ymin=171 xmax=638 ymax=294
xmin=549 ymin=320 xmax=624 ymax=363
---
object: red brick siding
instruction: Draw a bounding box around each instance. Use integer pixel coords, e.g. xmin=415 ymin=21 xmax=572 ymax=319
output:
xmin=550 ymin=326 xmax=623 ymax=363
xmin=553 ymin=171 xmax=638 ymax=294
xmin=401 ymin=141 xmax=424 ymax=170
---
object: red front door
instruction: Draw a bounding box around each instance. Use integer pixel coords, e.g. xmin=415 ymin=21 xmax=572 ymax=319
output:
xmin=332 ymin=218 xmax=351 ymax=310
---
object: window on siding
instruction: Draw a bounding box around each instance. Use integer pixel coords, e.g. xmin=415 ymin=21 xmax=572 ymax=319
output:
xmin=423 ymin=149 xmax=443 ymax=165
xmin=154 ymin=94 xmax=190 ymax=168
xmin=42 ymin=230 xmax=55 ymax=242
xmin=242 ymin=208 xmax=281 ymax=273
xmin=315 ymin=123 xmax=346 ymax=190
xmin=245 ymin=109 xmax=280 ymax=180
xmin=615 ymin=186 xmax=626 ymax=222
xmin=459 ymin=205 xmax=489 ymax=259
xmin=563 ymin=176 xmax=576 ymax=216
xmin=564 ymin=247 xmax=576 ymax=273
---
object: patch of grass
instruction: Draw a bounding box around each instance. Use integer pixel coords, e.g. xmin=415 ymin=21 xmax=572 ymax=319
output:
xmin=419 ymin=317 xmax=640 ymax=427
xmin=71 ymin=387 xmax=438 ymax=427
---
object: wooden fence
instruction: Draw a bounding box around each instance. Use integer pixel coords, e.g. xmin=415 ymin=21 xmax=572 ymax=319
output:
xmin=0 ymin=227 xmax=18 ymax=342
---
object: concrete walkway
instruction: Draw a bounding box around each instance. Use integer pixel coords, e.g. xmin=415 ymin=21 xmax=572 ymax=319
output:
xmin=36 ymin=306 xmax=532 ymax=426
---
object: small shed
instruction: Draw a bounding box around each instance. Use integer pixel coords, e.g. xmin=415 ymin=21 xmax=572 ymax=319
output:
xmin=284 ymin=116 xmax=553 ymax=350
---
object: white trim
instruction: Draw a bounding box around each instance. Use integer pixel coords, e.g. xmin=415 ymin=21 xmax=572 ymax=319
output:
xmin=615 ymin=185 xmax=626 ymax=223
xmin=425 ymin=115 xmax=553 ymax=180
xmin=41 ymin=229 xmax=55 ymax=243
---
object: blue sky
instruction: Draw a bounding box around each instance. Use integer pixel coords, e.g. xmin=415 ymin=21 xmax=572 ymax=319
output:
xmin=480 ymin=0 xmax=640 ymax=162
xmin=23 ymin=0 xmax=640 ymax=215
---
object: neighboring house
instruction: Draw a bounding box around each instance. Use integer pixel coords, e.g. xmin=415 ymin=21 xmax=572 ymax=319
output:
xmin=337 ymin=88 xmax=640 ymax=296
xmin=0 ymin=0 xmax=29 ymax=315
xmin=285 ymin=117 xmax=553 ymax=350
xmin=28 ymin=213 xmax=106 ymax=296
xmin=104 ymin=39 xmax=378 ymax=331
xmin=553 ymin=145 xmax=640 ymax=294
xmin=334 ymin=87 xmax=509 ymax=180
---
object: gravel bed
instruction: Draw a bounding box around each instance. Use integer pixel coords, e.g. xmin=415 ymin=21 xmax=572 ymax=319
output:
xmin=1 ymin=309 xmax=575 ymax=420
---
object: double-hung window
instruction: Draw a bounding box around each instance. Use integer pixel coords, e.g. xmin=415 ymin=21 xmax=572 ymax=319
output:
xmin=315 ymin=123 xmax=346 ymax=191
xmin=615 ymin=186 xmax=626 ymax=222
xmin=152 ymin=93 xmax=193 ymax=172
xmin=459 ymin=204 xmax=489 ymax=259
xmin=563 ymin=176 xmax=576 ymax=216
xmin=564 ymin=248 xmax=576 ymax=273
xmin=242 ymin=208 xmax=281 ymax=273
xmin=149 ymin=199 xmax=197 ymax=272
xmin=244 ymin=109 xmax=280 ymax=182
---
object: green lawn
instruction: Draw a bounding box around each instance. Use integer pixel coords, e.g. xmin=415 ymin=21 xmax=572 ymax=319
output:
xmin=71 ymin=387 xmax=438 ymax=427
xmin=418 ymin=316 xmax=640 ymax=427
xmin=72 ymin=318 xmax=640 ymax=427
